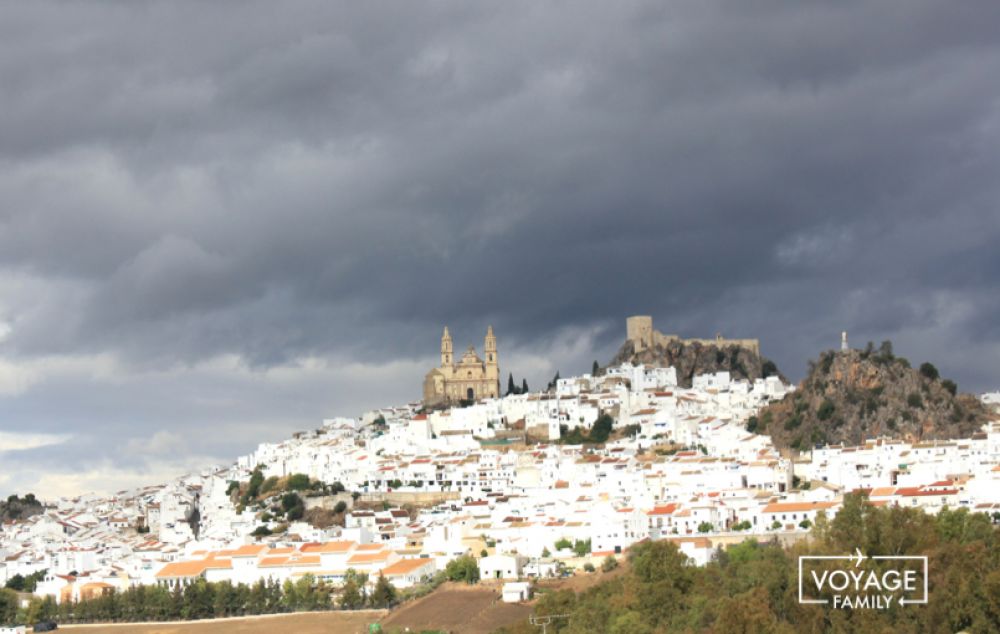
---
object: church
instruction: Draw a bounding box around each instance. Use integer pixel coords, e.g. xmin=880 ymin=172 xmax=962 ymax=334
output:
xmin=422 ymin=326 xmax=500 ymax=407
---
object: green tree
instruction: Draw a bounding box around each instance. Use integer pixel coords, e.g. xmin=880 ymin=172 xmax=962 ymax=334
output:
xmin=592 ymin=360 xmax=600 ymax=376
xmin=445 ymin=555 xmax=480 ymax=583
xmin=521 ymin=378 xmax=529 ymax=394
xmin=609 ymin=610 xmax=652 ymax=634
xmin=507 ymin=373 xmax=517 ymax=396
xmin=919 ymin=362 xmax=940 ymax=381
xmin=4 ymin=573 xmax=25 ymax=591
xmin=589 ymin=414 xmax=614 ymax=444
xmin=0 ymin=588 xmax=18 ymax=625
xmin=281 ymin=492 xmax=305 ymax=520
xmin=369 ymin=574 xmax=396 ymax=607
xmin=548 ymin=371 xmax=561 ymax=391
xmin=245 ymin=466 xmax=265 ymax=500
xmin=878 ymin=340 xmax=894 ymax=359
xmin=340 ymin=578 xmax=364 ymax=609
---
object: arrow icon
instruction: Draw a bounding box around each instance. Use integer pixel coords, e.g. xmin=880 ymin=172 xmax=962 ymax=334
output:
xmin=853 ymin=547 xmax=865 ymax=567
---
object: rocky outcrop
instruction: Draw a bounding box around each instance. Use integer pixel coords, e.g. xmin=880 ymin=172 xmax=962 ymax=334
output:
xmin=757 ymin=344 xmax=995 ymax=451
xmin=607 ymin=339 xmax=783 ymax=387
xmin=0 ymin=493 xmax=43 ymax=522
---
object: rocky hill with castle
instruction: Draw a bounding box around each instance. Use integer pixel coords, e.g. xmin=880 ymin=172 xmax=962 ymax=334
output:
xmin=755 ymin=341 xmax=994 ymax=451
xmin=607 ymin=315 xmax=783 ymax=387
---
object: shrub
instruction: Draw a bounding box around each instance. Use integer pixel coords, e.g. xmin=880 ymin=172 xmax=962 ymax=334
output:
xmin=333 ymin=501 xmax=348 ymax=514
xmin=817 ymin=399 xmax=835 ymax=421
xmin=583 ymin=563 xmax=596 ymax=573
xmin=907 ymin=393 xmax=923 ymax=409
xmin=941 ymin=379 xmax=957 ymax=396
xmin=697 ymin=522 xmax=714 ymax=533
xmin=287 ymin=473 xmax=311 ymax=491
xmin=260 ymin=476 xmax=280 ymax=495
xmin=919 ymin=362 xmax=939 ymax=381
xmin=783 ymin=414 xmax=802 ymax=431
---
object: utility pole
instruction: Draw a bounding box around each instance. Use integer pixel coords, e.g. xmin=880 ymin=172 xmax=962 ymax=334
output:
xmin=530 ymin=613 xmax=569 ymax=634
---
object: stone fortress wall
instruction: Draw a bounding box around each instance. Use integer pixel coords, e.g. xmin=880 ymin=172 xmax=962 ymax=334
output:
xmin=625 ymin=315 xmax=760 ymax=356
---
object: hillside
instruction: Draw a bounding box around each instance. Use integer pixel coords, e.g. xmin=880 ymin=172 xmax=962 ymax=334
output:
xmin=756 ymin=342 xmax=994 ymax=451
xmin=607 ymin=338 xmax=783 ymax=387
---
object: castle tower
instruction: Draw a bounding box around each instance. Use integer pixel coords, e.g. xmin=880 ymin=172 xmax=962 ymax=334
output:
xmin=441 ymin=326 xmax=453 ymax=367
xmin=841 ymin=331 xmax=848 ymax=352
xmin=626 ymin=315 xmax=654 ymax=352
xmin=484 ymin=325 xmax=499 ymax=397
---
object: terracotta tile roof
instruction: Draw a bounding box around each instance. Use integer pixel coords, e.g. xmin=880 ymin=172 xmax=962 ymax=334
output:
xmin=761 ymin=501 xmax=836 ymax=514
xmin=347 ymin=551 xmax=390 ymax=564
xmin=156 ymin=559 xmax=232 ymax=578
xmin=380 ymin=558 xmax=434 ymax=576
xmin=355 ymin=543 xmax=385 ymax=552
xmin=869 ymin=487 xmax=896 ymax=497
xmin=230 ymin=544 xmax=268 ymax=557
xmin=300 ymin=541 xmax=355 ymax=554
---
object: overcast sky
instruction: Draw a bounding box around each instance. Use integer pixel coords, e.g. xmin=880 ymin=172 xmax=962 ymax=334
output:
xmin=1 ymin=1 xmax=999 ymax=498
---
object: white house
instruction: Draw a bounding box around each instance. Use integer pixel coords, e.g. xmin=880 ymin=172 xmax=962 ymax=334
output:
xmin=479 ymin=554 xmax=525 ymax=581
xmin=502 ymin=581 xmax=532 ymax=603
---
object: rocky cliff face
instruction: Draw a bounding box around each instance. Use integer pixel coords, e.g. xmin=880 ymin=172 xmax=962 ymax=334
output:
xmin=757 ymin=345 xmax=994 ymax=451
xmin=607 ymin=339 xmax=783 ymax=387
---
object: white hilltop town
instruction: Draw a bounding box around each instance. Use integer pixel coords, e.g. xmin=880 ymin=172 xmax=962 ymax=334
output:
xmin=3 ymin=318 xmax=1000 ymax=608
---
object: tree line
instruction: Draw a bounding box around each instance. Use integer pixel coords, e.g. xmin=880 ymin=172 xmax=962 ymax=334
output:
xmin=499 ymin=494 xmax=1000 ymax=634
xmin=6 ymin=573 xmax=397 ymax=627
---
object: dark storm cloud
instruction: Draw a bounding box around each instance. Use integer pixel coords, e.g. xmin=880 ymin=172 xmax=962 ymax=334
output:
xmin=1 ymin=0 xmax=1000 ymax=495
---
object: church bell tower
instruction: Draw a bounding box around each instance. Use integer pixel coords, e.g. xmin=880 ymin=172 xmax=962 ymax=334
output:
xmin=484 ymin=325 xmax=499 ymax=397
xmin=441 ymin=326 xmax=453 ymax=367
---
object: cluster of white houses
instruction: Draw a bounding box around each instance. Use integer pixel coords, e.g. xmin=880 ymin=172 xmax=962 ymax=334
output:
xmin=3 ymin=363 xmax=1000 ymax=604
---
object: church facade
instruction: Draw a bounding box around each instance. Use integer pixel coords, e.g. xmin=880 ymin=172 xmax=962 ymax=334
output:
xmin=423 ymin=326 xmax=500 ymax=407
